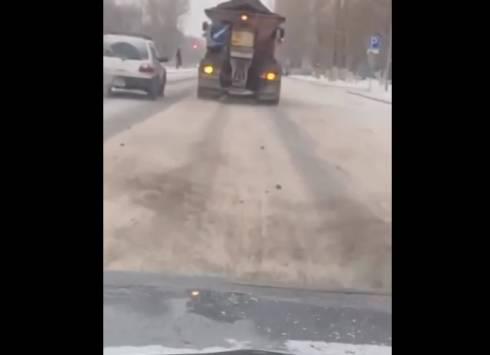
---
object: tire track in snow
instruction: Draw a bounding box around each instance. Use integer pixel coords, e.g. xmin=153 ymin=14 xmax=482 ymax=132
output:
xmin=270 ymin=105 xmax=391 ymax=292
xmin=105 ymin=102 xmax=231 ymax=272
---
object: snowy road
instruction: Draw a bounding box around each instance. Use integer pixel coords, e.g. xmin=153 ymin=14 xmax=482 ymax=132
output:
xmin=104 ymin=70 xmax=197 ymax=139
xmin=103 ymin=77 xmax=392 ymax=293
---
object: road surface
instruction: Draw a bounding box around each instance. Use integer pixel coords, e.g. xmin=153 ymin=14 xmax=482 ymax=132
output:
xmin=103 ymin=75 xmax=392 ymax=294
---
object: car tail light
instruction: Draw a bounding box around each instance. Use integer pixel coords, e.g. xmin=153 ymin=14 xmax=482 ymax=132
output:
xmin=139 ymin=63 xmax=155 ymax=73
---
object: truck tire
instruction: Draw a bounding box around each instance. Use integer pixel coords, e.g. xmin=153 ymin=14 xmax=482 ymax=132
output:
xmin=270 ymin=98 xmax=280 ymax=106
xmin=197 ymin=88 xmax=216 ymax=100
xmin=197 ymin=88 xmax=206 ymax=99
xmin=257 ymin=95 xmax=280 ymax=106
xmin=266 ymin=97 xmax=280 ymax=106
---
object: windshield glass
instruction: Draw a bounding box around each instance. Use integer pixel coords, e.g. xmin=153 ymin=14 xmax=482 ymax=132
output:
xmin=103 ymin=0 xmax=392 ymax=354
xmin=104 ymin=39 xmax=149 ymax=60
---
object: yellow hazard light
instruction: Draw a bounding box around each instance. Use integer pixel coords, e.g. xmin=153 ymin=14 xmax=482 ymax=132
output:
xmin=266 ymin=72 xmax=277 ymax=81
xmin=203 ymin=65 xmax=214 ymax=74
xmin=241 ymin=14 xmax=249 ymax=21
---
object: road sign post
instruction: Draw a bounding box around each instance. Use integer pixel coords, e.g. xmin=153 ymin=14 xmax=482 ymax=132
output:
xmin=367 ymin=34 xmax=381 ymax=92
xmin=367 ymin=53 xmax=376 ymax=92
xmin=384 ymin=24 xmax=392 ymax=92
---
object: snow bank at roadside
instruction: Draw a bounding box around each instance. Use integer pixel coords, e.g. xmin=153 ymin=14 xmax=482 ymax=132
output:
xmin=290 ymin=75 xmax=392 ymax=104
xmin=348 ymin=81 xmax=392 ymax=104
xmin=348 ymin=90 xmax=392 ymax=104
xmin=290 ymin=75 xmax=370 ymax=90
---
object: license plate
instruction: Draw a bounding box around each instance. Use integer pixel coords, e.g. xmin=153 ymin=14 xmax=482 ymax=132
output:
xmin=231 ymin=31 xmax=254 ymax=47
xmin=113 ymin=78 xmax=125 ymax=87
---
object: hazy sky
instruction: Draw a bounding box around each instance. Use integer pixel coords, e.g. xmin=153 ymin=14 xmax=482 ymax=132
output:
xmin=117 ymin=0 xmax=274 ymax=37
xmin=183 ymin=0 xmax=221 ymax=37
xmin=183 ymin=0 xmax=274 ymax=37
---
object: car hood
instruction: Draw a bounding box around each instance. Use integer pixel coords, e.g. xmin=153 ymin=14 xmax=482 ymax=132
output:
xmin=104 ymin=272 xmax=391 ymax=355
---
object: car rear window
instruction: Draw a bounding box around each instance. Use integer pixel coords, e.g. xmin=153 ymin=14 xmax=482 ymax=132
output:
xmin=104 ymin=40 xmax=149 ymax=60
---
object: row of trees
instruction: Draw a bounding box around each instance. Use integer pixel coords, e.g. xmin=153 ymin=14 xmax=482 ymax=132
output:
xmin=274 ymin=0 xmax=391 ymax=80
xmin=103 ymin=0 xmax=192 ymax=61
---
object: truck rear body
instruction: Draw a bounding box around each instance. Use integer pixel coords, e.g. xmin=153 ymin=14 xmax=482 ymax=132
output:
xmin=198 ymin=0 xmax=285 ymax=104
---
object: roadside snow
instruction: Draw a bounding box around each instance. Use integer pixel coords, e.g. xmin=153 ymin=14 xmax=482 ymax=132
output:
xmin=348 ymin=81 xmax=391 ymax=104
xmin=166 ymin=68 xmax=197 ymax=82
xmin=290 ymin=75 xmax=370 ymax=90
xmin=166 ymin=67 xmax=196 ymax=73
xmin=290 ymin=75 xmax=391 ymax=104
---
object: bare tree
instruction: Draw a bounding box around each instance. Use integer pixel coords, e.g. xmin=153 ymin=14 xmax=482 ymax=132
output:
xmin=103 ymin=0 xmax=190 ymax=58
xmin=275 ymin=0 xmax=312 ymax=68
xmin=142 ymin=0 xmax=190 ymax=54
xmin=274 ymin=0 xmax=391 ymax=78
xmin=103 ymin=0 xmax=142 ymax=34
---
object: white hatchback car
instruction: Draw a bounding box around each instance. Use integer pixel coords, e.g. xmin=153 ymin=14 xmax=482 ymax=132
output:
xmin=104 ymin=33 xmax=168 ymax=99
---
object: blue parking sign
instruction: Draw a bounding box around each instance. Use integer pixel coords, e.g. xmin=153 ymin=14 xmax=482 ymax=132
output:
xmin=370 ymin=35 xmax=381 ymax=50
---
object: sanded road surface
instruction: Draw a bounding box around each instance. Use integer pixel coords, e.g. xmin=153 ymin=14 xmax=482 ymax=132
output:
xmin=103 ymin=77 xmax=392 ymax=293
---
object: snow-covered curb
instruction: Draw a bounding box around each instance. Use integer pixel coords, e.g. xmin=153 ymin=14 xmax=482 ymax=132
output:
xmin=289 ymin=75 xmax=391 ymax=104
xmin=348 ymin=91 xmax=391 ymax=104
xmin=290 ymin=75 xmax=370 ymax=90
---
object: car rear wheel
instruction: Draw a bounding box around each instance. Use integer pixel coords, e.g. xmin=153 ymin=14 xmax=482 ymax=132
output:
xmin=160 ymin=76 xmax=166 ymax=97
xmin=148 ymin=78 xmax=160 ymax=100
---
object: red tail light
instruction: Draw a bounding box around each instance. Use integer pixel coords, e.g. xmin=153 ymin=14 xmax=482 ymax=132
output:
xmin=139 ymin=63 xmax=155 ymax=73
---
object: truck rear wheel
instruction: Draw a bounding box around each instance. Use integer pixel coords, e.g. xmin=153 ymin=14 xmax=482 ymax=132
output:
xmin=197 ymin=88 xmax=219 ymax=100
xmin=268 ymin=97 xmax=280 ymax=106
xmin=258 ymin=96 xmax=280 ymax=106
xmin=197 ymin=88 xmax=207 ymax=99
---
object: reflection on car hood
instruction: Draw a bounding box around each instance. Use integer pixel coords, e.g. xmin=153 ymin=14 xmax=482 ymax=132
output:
xmin=104 ymin=343 xmax=391 ymax=355
xmin=105 ymin=349 xmax=290 ymax=355
xmin=104 ymin=272 xmax=391 ymax=355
